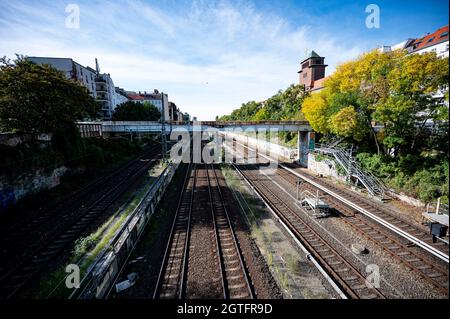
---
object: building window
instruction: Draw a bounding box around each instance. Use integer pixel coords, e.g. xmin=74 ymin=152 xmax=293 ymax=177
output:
xmin=440 ymin=31 xmax=449 ymax=38
xmin=427 ymin=37 xmax=435 ymax=43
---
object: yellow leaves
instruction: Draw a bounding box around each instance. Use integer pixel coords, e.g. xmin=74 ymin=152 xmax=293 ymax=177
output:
xmin=253 ymin=107 xmax=269 ymax=121
xmin=302 ymin=89 xmax=330 ymax=133
xmin=388 ymin=51 xmax=448 ymax=94
xmin=328 ymin=106 xmax=367 ymax=141
xmin=329 ymin=106 xmax=358 ymax=137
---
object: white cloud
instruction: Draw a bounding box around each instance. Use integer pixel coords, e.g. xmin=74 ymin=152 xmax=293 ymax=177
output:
xmin=0 ymin=0 xmax=363 ymax=120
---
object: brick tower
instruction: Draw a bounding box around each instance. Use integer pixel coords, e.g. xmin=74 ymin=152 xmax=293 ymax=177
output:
xmin=298 ymin=50 xmax=327 ymax=91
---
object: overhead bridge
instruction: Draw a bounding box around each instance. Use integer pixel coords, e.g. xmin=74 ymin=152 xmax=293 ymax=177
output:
xmin=77 ymin=120 xmax=315 ymax=167
xmin=77 ymin=120 xmax=312 ymax=135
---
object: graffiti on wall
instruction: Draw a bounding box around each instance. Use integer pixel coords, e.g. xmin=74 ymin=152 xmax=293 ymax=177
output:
xmin=0 ymin=187 xmax=16 ymax=214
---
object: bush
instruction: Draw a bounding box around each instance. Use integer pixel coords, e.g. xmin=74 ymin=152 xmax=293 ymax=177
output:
xmin=356 ymin=152 xmax=448 ymax=202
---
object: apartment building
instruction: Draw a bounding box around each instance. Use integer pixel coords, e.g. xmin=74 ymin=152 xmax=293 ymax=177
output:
xmin=26 ymin=57 xmax=128 ymax=119
xmin=95 ymin=73 xmax=116 ymax=119
xmin=114 ymin=87 xmax=130 ymax=106
xmin=27 ymin=57 xmax=97 ymax=97
xmin=26 ymin=56 xmax=182 ymax=121
xmin=406 ymin=25 xmax=449 ymax=57
xmin=127 ymin=90 xmax=170 ymax=122
xmin=380 ymin=25 xmax=449 ymax=58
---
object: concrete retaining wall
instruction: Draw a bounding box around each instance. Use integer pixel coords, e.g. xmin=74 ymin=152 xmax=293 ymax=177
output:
xmin=0 ymin=166 xmax=68 ymax=213
xmin=223 ymin=132 xmax=297 ymax=162
xmin=307 ymin=153 xmax=346 ymax=182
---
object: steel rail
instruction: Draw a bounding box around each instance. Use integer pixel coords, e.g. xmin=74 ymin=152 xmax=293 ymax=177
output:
xmin=207 ymin=164 xmax=255 ymax=299
xmin=232 ymin=139 xmax=449 ymax=263
xmin=153 ymin=163 xmax=195 ymax=299
xmin=234 ymin=164 xmax=385 ymax=299
xmin=277 ymin=168 xmax=449 ymax=296
xmin=0 ymin=148 xmax=161 ymax=299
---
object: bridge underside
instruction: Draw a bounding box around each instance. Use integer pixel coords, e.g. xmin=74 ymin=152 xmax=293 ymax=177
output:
xmin=85 ymin=120 xmax=312 ymax=134
xmin=77 ymin=120 xmax=315 ymax=166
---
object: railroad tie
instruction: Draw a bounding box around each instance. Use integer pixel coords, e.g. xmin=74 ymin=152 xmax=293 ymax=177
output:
xmin=404 ymin=257 xmax=421 ymax=263
xmin=351 ymin=284 xmax=371 ymax=290
xmin=228 ymin=283 xmax=247 ymax=290
xmin=415 ymin=265 xmax=432 ymax=270
xmin=396 ymin=251 xmax=411 ymax=256
xmin=360 ymin=293 xmax=379 ymax=299
xmin=230 ymin=292 xmax=250 ymax=299
xmin=342 ymin=276 xmax=358 ymax=281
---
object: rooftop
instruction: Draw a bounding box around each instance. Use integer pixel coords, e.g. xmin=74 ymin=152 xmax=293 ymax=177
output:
xmin=408 ymin=25 xmax=449 ymax=52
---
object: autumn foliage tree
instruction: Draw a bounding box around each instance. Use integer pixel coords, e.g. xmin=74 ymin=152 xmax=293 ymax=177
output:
xmin=0 ymin=56 xmax=99 ymax=133
xmin=302 ymin=49 xmax=449 ymax=157
xmin=302 ymin=49 xmax=449 ymax=202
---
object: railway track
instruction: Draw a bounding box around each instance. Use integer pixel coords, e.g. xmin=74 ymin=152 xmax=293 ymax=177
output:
xmin=206 ymin=164 xmax=254 ymax=299
xmin=234 ymin=164 xmax=386 ymax=299
xmin=0 ymin=143 xmax=161 ymax=270
xmin=275 ymin=167 xmax=449 ymax=296
xmin=0 ymin=146 xmax=161 ymax=299
xmin=153 ymin=163 xmax=195 ymax=299
xmin=230 ymin=138 xmax=449 ymax=262
xmin=154 ymin=163 xmax=254 ymax=299
xmin=282 ymin=162 xmax=449 ymax=262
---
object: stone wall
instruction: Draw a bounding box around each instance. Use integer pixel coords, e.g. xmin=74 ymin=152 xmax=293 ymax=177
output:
xmin=0 ymin=166 xmax=68 ymax=213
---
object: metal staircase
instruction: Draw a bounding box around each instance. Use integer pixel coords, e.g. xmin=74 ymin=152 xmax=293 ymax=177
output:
xmin=315 ymin=143 xmax=388 ymax=199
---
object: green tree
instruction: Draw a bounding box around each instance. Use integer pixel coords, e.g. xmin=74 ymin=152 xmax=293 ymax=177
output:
xmin=0 ymin=56 xmax=99 ymax=133
xmin=217 ymin=84 xmax=308 ymax=121
xmin=112 ymin=101 xmax=161 ymax=121
xmin=302 ymin=49 xmax=449 ymax=156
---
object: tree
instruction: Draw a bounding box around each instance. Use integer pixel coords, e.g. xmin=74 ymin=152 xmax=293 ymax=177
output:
xmin=302 ymin=49 xmax=449 ymax=156
xmin=112 ymin=101 xmax=161 ymax=121
xmin=0 ymin=56 xmax=99 ymax=133
xmin=217 ymin=84 xmax=308 ymax=121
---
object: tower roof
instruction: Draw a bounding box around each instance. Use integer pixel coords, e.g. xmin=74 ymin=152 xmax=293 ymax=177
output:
xmin=301 ymin=50 xmax=322 ymax=63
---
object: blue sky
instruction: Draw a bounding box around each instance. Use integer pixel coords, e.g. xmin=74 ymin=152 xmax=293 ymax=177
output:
xmin=0 ymin=0 xmax=448 ymax=120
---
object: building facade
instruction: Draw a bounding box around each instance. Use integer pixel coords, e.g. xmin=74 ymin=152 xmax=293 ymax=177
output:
xmin=127 ymin=90 xmax=170 ymax=122
xmin=27 ymin=57 xmax=97 ymax=98
xmin=380 ymin=25 xmax=449 ymax=58
xmin=114 ymin=87 xmax=130 ymax=106
xmin=26 ymin=57 xmax=182 ymax=121
xmin=406 ymin=25 xmax=449 ymax=58
xmin=95 ymin=73 xmax=117 ymax=119
xmin=298 ymin=50 xmax=328 ymax=92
